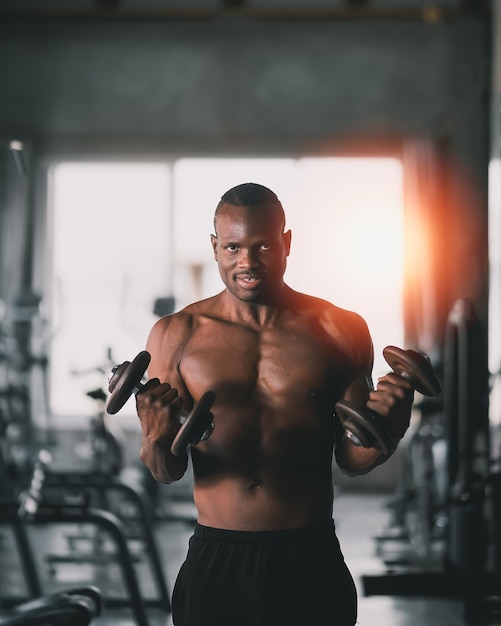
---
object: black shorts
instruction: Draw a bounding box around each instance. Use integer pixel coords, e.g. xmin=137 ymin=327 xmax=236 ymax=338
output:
xmin=172 ymin=520 xmax=357 ymax=626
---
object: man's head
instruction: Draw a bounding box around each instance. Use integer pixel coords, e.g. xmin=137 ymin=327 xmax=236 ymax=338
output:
xmin=211 ymin=183 xmax=291 ymax=304
xmin=213 ymin=183 xmax=286 ymax=233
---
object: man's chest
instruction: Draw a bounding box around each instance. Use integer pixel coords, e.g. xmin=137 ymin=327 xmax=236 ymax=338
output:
xmin=178 ymin=322 xmax=345 ymax=404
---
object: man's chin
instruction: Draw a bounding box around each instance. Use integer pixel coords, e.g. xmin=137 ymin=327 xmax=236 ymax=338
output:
xmin=230 ymin=286 xmax=264 ymax=303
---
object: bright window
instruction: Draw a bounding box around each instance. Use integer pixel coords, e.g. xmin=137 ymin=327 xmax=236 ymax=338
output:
xmin=50 ymin=162 xmax=172 ymax=420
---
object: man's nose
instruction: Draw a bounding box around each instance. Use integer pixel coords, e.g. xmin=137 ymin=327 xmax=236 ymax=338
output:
xmin=238 ymin=248 xmax=257 ymax=268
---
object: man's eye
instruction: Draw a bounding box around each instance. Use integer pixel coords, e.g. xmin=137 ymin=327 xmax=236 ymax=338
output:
xmin=226 ymin=244 xmax=239 ymax=252
xmin=261 ymin=243 xmax=272 ymax=251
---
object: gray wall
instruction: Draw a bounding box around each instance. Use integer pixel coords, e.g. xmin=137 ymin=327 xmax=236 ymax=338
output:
xmin=0 ymin=18 xmax=489 ymax=161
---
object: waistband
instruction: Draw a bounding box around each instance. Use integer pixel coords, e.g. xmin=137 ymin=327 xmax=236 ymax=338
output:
xmin=193 ymin=519 xmax=336 ymax=545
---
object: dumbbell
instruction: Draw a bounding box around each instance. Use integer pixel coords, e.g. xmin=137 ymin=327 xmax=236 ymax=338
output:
xmin=107 ymin=351 xmax=215 ymax=456
xmin=335 ymin=346 xmax=441 ymax=455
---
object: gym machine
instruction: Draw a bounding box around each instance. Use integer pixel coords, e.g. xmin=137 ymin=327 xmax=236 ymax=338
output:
xmin=0 ymin=343 xmax=168 ymax=626
xmin=0 ymin=586 xmax=102 ymax=626
xmin=71 ymin=351 xmax=125 ymax=477
xmin=362 ymin=299 xmax=501 ymax=624
xmin=42 ymin=470 xmax=172 ymax=617
xmin=0 ymin=444 xmax=157 ymax=626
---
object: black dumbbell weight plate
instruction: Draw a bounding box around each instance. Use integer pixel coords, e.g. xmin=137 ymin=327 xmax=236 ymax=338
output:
xmin=171 ymin=391 xmax=216 ymax=457
xmin=383 ymin=346 xmax=441 ymax=397
xmin=335 ymin=400 xmax=394 ymax=455
xmin=107 ymin=351 xmax=151 ymax=415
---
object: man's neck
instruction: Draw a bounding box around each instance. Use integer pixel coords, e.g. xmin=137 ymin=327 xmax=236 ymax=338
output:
xmin=221 ymin=284 xmax=292 ymax=327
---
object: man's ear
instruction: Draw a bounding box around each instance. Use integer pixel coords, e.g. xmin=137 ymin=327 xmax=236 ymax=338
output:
xmin=283 ymin=229 xmax=292 ymax=256
xmin=211 ymin=234 xmax=218 ymax=260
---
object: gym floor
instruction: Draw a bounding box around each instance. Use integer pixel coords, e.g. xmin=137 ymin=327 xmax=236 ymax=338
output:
xmin=1 ymin=481 xmax=475 ymax=626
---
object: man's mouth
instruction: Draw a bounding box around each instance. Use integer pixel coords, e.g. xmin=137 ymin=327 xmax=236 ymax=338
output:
xmin=236 ymin=273 xmax=263 ymax=288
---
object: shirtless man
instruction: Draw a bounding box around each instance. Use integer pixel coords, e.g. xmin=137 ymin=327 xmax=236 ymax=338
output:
xmin=136 ymin=183 xmax=414 ymax=626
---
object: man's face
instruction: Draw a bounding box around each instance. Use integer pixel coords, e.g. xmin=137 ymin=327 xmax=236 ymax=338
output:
xmin=211 ymin=203 xmax=291 ymax=303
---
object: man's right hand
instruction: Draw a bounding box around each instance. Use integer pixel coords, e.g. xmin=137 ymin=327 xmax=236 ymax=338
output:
xmin=136 ymin=379 xmax=188 ymax=483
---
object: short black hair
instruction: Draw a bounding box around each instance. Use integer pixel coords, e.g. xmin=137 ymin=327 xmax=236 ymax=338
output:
xmin=214 ymin=182 xmax=285 ymax=232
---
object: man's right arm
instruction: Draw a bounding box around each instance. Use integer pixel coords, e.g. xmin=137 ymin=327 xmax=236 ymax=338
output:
xmin=136 ymin=315 xmax=191 ymax=483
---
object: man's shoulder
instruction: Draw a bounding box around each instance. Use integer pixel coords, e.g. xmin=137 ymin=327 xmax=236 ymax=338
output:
xmin=153 ymin=293 xmax=224 ymax=332
xmin=293 ymin=291 xmax=373 ymax=366
xmin=180 ymin=293 xmax=226 ymax=322
xmin=295 ymin=290 xmax=368 ymax=330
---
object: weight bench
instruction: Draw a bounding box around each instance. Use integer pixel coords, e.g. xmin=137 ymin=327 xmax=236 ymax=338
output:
xmin=0 ymin=499 xmax=156 ymax=626
xmin=0 ymin=585 xmax=101 ymax=626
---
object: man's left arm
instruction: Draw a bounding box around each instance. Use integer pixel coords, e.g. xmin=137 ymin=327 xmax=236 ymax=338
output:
xmin=334 ymin=371 xmax=414 ymax=476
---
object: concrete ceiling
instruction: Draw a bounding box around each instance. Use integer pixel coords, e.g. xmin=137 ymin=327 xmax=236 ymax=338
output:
xmin=0 ymin=0 xmax=487 ymax=21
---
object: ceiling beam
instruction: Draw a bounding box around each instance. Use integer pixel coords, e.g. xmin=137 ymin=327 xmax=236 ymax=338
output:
xmin=0 ymin=5 xmax=490 ymax=22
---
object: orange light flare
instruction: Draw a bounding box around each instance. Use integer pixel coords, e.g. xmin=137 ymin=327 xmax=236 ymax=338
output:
xmin=402 ymin=160 xmax=488 ymax=357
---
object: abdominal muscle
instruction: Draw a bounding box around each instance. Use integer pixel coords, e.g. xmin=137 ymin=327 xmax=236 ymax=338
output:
xmin=194 ymin=480 xmax=334 ymax=531
xmin=191 ymin=444 xmax=336 ymax=531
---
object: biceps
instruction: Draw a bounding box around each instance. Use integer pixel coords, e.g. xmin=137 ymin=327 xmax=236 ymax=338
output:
xmin=340 ymin=373 xmax=373 ymax=406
